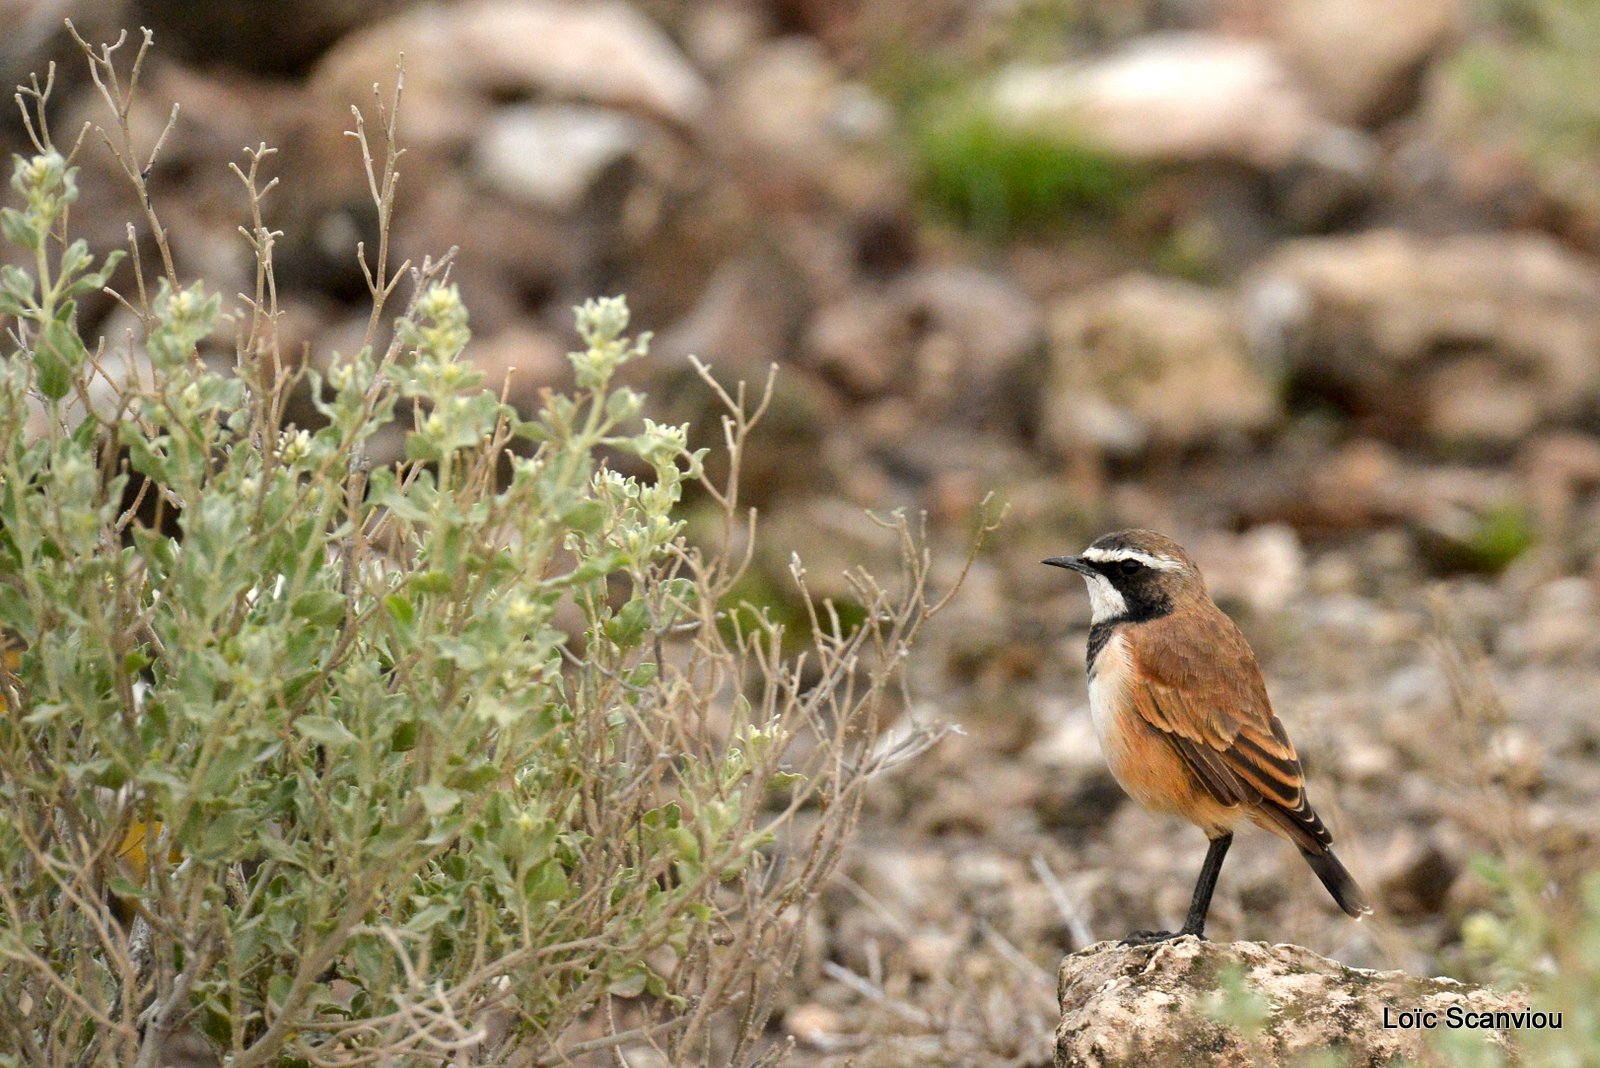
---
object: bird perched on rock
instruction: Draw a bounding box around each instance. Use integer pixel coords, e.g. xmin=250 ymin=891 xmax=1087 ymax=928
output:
xmin=1044 ymin=529 xmax=1369 ymax=944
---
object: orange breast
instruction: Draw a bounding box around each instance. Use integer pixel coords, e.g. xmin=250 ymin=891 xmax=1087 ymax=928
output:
xmin=1089 ymin=632 xmax=1241 ymax=836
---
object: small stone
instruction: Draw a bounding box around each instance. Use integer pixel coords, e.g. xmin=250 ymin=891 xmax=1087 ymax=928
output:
xmin=1187 ymin=524 xmax=1305 ymax=617
xmin=466 ymin=325 xmax=571 ymax=415
xmin=991 ymin=34 xmax=1343 ymax=170
xmin=889 ymin=266 xmax=1043 ymax=431
xmin=1375 ymin=830 xmax=1459 ymax=918
xmin=1484 ymin=727 xmax=1544 ymax=794
xmin=1044 ymin=274 xmax=1280 ymax=456
xmin=1339 ymin=738 xmax=1399 ymax=785
xmin=1244 ymin=230 xmax=1600 ymax=445
xmin=1503 ymin=577 xmax=1599 ymax=662
xmin=1265 ymin=0 xmax=1459 ymax=127
xmin=783 ymin=1002 xmax=842 ymax=1048
xmin=802 ymin=293 xmax=910 ymax=399
xmin=473 ymin=104 xmax=647 ymax=213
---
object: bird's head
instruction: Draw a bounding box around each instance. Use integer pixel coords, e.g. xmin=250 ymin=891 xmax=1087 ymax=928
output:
xmin=1043 ymin=529 xmax=1206 ymax=624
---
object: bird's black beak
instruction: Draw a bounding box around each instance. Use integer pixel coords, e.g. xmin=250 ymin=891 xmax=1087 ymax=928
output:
xmin=1042 ymin=555 xmax=1093 ymax=575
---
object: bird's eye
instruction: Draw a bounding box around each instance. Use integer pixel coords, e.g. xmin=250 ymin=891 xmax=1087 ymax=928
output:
xmin=1118 ymin=559 xmax=1143 ymax=576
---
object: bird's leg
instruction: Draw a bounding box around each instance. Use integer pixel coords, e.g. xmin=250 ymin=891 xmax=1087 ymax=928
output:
xmin=1179 ymin=832 xmax=1232 ymax=936
xmin=1122 ymin=833 xmax=1233 ymax=946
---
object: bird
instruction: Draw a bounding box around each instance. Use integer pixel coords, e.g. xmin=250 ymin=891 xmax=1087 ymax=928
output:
xmin=1043 ymin=529 xmax=1370 ymax=944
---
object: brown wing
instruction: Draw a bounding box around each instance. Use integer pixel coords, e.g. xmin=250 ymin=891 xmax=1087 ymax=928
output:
xmin=1128 ymin=606 xmax=1333 ymax=853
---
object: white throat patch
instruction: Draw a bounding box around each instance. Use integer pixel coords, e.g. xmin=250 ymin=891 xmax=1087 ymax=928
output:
xmin=1082 ymin=573 xmax=1127 ymax=622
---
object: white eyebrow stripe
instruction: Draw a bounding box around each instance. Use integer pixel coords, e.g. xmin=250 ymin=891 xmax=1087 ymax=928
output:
xmin=1080 ymin=546 xmax=1185 ymax=572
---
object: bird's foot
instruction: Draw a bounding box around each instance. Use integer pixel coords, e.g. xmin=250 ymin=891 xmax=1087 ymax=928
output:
xmin=1120 ymin=928 xmax=1203 ymax=946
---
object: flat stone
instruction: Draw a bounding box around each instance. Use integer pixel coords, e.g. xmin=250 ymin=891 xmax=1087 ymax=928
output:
xmin=1057 ymin=937 xmax=1530 ymax=1067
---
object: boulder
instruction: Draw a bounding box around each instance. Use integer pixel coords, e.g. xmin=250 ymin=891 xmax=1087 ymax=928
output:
xmin=1184 ymin=524 xmax=1305 ymax=617
xmin=1057 ymin=937 xmax=1530 ymax=1067
xmin=720 ymin=36 xmax=901 ymax=221
xmin=310 ymin=0 xmax=708 ymax=132
xmin=1266 ymin=0 xmax=1460 ymax=127
xmin=1245 ymin=230 xmax=1600 ymax=446
xmin=803 ymin=266 xmax=1042 ymax=431
xmin=473 ymin=104 xmax=648 ymax=214
xmin=990 ymin=34 xmax=1356 ymax=172
xmin=0 ymin=0 xmax=127 ymax=87
xmin=1044 ymin=275 xmax=1280 ymax=456
xmin=130 ymin=0 xmax=408 ymax=77
xmin=297 ymin=0 xmax=710 ymax=210
xmin=724 ymin=37 xmax=892 ymax=169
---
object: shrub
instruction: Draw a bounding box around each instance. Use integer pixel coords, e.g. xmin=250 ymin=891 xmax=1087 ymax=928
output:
xmin=0 ymin=31 xmax=978 ymax=1066
xmin=908 ymin=92 xmax=1140 ymax=238
xmin=1421 ymin=623 xmax=1600 ymax=1067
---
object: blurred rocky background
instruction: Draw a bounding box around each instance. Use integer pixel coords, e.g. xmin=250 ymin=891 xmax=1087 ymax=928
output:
xmin=7 ymin=0 xmax=1600 ymax=1063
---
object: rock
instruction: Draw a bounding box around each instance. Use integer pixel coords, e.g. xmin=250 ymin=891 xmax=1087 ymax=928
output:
xmin=1503 ymin=576 xmax=1600 ymax=662
xmin=721 ymin=36 xmax=899 ymax=216
xmin=725 ymin=37 xmax=892 ymax=165
xmin=0 ymin=0 xmax=127 ymax=87
xmin=465 ymin=325 xmax=571 ymax=414
xmin=131 ymin=0 xmax=409 ymax=77
xmin=1374 ymin=829 xmax=1459 ymax=917
xmin=752 ymin=497 xmax=901 ymax=605
xmin=1043 ymin=275 xmax=1280 ymax=456
xmin=290 ymin=1 xmax=732 ymax=324
xmin=1265 ymin=0 xmax=1460 ymax=126
xmin=1519 ymin=432 xmax=1600 ymax=546
xmin=991 ymin=34 xmax=1361 ymax=172
xmin=1484 ymin=726 xmax=1545 ymax=794
xmin=1056 ymin=938 xmax=1529 ymax=1067
xmin=803 ymin=292 xmax=909 ymax=400
xmin=442 ymin=0 xmax=711 ymax=124
xmin=1244 ymin=230 xmax=1600 ymax=445
xmin=803 ymin=266 xmax=1041 ymax=430
xmin=654 ymin=255 xmax=808 ymax=376
xmin=1031 ymin=704 xmax=1128 ymax=835
xmin=1397 ymin=466 xmax=1531 ymax=575
xmin=473 ymin=104 xmax=648 ymax=213
xmin=391 ymin=176 xmax=593 ymax=335
xmin=300 ymin=0 xmax=710 ymax=201
xmin=783 ymin=1001 xmax=843 ymax=1050
xmin=1186 ymin=524 xmax=1305 ymax=617
xmin=682 ymin=2 xmax=767 ymax=74
xmin=889 ymin=266 xmax=1043 ymax=430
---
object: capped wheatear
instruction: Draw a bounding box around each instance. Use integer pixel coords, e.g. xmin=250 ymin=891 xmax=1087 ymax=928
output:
xmin=1044 ymin=529 xmax=1369 ymax=944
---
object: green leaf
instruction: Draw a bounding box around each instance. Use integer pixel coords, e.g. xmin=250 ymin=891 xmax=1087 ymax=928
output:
xmin=365 ymin=467 xmax=432 ymax=522
xmin=295 ymin=715 xmax=358 ymax=747
xmin=432 ymin=636 xmax=484 ymax=671
xmin=34 ymin=319 xmax=83 ymax=400
xmin=607 ymin=966 xmax=648 ymax=998
xmin=404 ymin=901 xmax=454 ymax=933
xmin=411 ymin=570 xmax=453 ymax=594
xmin=404 ymin=432 xmax=441 ymax=463
xmin=524 ymin=860 xmax=568 ymax=902
xmin=417 ymin=783 xmax=459 ymax=817
xmin=198 ymin=809 xmax=253 ymax=858
xmin=604 ymin=599 xmax=650 ymax=649
xmin=390 ymin=719 xmax=419 ymax=752
xmin=559 ymin=499 xmax=605 ymax=535
xmin=0 ymin=264 xmax=34 ymax=315
xmin=605 ymin=387 xmax=641 ymax=421
xmin=0 ymin=583 xmax=35 ymax=638
xmin=291 ymin=589 xmax=345 ymax=625
xmin=382 ymin=594 xmax=415 ymax=626
xmin=0 ymin=207 xmax=37 ymax=250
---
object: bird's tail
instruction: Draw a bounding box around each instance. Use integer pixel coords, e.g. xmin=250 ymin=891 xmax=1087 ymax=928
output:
xmin=1301 ymin=847 xmax=1372 ymax=919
